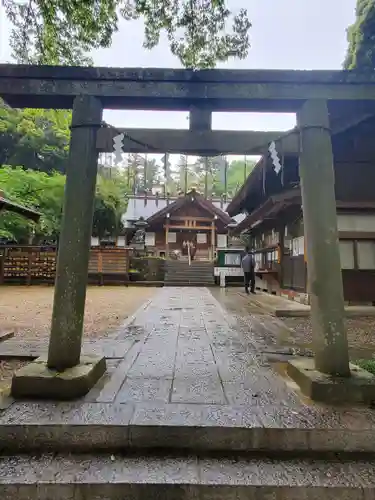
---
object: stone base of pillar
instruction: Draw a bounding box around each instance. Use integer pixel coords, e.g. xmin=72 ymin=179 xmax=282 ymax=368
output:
xmin=287 ymin=358 xmax=375 ymax=405
xmin=11 ymin=355 xmax=106 ymax=400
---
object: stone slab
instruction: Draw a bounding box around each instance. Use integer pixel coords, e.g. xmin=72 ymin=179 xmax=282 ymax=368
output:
xmin=0 ymin=339 xmax=134 ymax=360
xmin=243 ymin=292 xmax=311 ymax=317
xmin=11 ymin=355 xmax=106 ymax=400
xmin=287 ymin=358 xmax=375 ymax=405
xmin=0 ymin=402 xmax=136 ymax=451
xmin=2 ymin=400 xmax=375 ymax=453
xmin=246 ymin=291 xmax=375 ymax=318
xmin=0 ymin=330 xmax=14 ymax=342
xmin=0 ymin=453 xmax=373 ymax=500
xmin=91 ymin=345 xmax=143 ymax=403
xmin=115 ymin=377 xmax=172 ymax=404
xmin=171 ymin=376 xmax=226 ymax=405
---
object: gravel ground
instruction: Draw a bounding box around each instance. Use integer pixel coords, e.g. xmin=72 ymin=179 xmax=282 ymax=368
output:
xmin=282 ymin=316 xmax=375 ymax=357
xmin=0 ymin=286 xmax=157 ymax=386
xmin=212 ymin=289 xmax=375 ymax=360
xmin=0 ymin=286 xmax=156 ymax=340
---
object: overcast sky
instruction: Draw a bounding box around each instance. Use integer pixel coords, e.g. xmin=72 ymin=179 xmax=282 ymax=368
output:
xmin=0 ymin=0 xmax=356 ymax=134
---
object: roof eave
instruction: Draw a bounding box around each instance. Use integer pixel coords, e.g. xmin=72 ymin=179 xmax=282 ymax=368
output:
xmin=0 ymin=197 xmax=41 ymax=222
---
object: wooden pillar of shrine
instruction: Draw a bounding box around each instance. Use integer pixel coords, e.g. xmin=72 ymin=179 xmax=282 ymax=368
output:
xmin=211 ymin=220 xmax=216 ymax=261
xmin=165 ymin=221 xmax=169 ymax=259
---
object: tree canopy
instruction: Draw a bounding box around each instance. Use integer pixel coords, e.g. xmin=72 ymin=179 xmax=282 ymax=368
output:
xmin=131 ymin=154 xmax=256 ymax=197
xmin=4 ymin=0 xmax=251 ymax=68
xmin=0 ymin=166 xmax=130 ymax=243
xmin=344 ymin=0 xmax=375 ymax=70
xmin=0 ymin=99 xmax=70 ymax=173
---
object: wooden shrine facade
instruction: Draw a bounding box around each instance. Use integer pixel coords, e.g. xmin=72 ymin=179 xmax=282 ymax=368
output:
xmin=227 ymin=116 xmax=375 ymax=304
xmin=124 ymin=189 xmax=233 ymax=260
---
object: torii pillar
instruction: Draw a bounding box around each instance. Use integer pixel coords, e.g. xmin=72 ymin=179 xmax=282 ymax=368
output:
xmin=12 ymin=95 xmax=106 ymax=399
xmin=287 ymin=99 xmax=375 ymax=404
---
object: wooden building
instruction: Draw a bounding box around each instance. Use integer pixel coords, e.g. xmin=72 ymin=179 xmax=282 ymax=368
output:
xmin=227 ymin=117 xmax=375 ymax=304
xmin=119 ymin=189 xmax=244 ymax=260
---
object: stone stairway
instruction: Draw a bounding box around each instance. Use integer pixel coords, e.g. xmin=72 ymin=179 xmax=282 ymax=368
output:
xmin=1 ymin=452 xmax=373 ymax=499
xmin=0 ymin=406 xmax=374 ymax=500
xmin=164 ymin=259 xmax=215 ymax=286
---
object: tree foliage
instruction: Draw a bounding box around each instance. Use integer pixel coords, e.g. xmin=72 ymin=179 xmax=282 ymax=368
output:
xmin=4 ymin=0 xmax=251 ymax=68
xmin=0 ymin=166 xmax=130 ymax=243
xmin=0 ymin=166 xmax=65 ymax=242
xmin=93 ymin=172 xmax=129 ymax=238
xmin=344 ymin=0 xmax=375 ymax=70
xmin=0 ymin=99 xmax=70 ymax=173
xmin=141 ymin=155 xmax=256 ymax=197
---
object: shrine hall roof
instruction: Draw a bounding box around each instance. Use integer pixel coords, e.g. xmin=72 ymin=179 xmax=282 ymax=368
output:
xmin=122 ymin=193 xmax=246 ymax=229
xmin=0 ymin=193 xmax=41 ymax=222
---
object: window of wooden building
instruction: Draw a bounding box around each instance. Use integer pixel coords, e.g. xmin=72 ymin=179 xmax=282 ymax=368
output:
xmin=339 ymin=240 xmax=375 ymax=270
xmin=225 ymin=253 xmax=241 ymax=266
xmin=339 ymin=241 xmax=355 ymax=269
xmin=357 ymin=241 xmax=375 ymax=270
xmin=254 ymin=252 xmax=262 ymax=269
xmin=292 ymin=236 xmax=304 ymax=257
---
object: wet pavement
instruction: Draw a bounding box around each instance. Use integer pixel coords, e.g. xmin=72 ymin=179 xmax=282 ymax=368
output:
xmin=214 ymin=288 xmax=375 ymax=362
xmin=2 ymin=286 xmax=375 ymax=456
xmin=2 ymin=288 xmax=375 ymax=496
xmin=0 ymin=286 xmax=374 ymax=407
xmin=0 ymin=287 xmax=303 ymax=406
xmin=85 ymin=286 xmax=301 ymax=407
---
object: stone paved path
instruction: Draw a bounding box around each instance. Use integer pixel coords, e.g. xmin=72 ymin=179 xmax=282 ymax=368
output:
xmin=3 ymin=287 xmax=375 ymax=456
xmin=83 ymin=287 xmax=300 ymax=407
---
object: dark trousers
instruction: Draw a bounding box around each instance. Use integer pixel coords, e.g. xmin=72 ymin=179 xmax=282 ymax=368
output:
xmin=244 ymin=271 xmax=255 ymax=293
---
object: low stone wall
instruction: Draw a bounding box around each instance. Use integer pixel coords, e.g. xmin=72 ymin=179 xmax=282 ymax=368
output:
xmin=129 ymin=257 xmax=165 ymax=282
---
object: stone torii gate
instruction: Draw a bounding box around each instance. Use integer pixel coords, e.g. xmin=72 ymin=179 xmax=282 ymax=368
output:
xmin=2 ymin=65 xmax=375 ymax=401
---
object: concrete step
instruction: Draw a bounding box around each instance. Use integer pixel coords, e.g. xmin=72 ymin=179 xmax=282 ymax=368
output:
xmin=165 ymin=276 xmax=214 ymax=279
xmin=166 ymin=272 xmax=213 ymax=276
xmin=2 ymin=402 xmax=375 ymax=455
xmin=165 ymin=268 xmax=213 ymax=272
xmin=166 ymin=263 xmax=213 ymax=266
xmin=165 ymin=274 xmax=214 ymax=279
xmin=0 ymin=453 xmax=373 ymax=499
xmin=166 ymin=266 xmax=214 ymax=271
xmin=165 ymin=269 xmax=213 ymax=273
xmin=164 ymin=281 xmax=215 ymax=286
xmin=165 ymin=275 xmax=214 ymax=280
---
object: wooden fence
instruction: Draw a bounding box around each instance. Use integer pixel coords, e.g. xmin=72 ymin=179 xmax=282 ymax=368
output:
xmin=0 ymin=246 xmax=130 ymax=285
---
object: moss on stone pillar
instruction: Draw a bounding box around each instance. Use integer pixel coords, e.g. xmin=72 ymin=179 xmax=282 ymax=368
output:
xmin=297 ymin=99 xmax=350 ymax=377
xmin=47 ymin=95 xmax=103 ymax=370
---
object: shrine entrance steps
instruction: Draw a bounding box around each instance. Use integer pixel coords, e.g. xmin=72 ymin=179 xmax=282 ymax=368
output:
xmin=0 ymin=287 xmax=374 ymax=498
xmin=164 ymin=259 xmax=215 ymax=286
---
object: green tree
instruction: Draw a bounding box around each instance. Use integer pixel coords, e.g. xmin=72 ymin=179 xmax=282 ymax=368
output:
xmin=226 ymin=158 xmax=256 ymax=195
xmin=193 ymin=156 xmax=256 ymax=197
xmin=0 ymin=166 xmax=65 ymax=242
xmin=344 ymin=0 xmax=375 ymax=70
xmin=0 ymin=99 xmax=71 ymax=173
xmin=0 ymin=166 xmax=130 ymax=243
xmin=93 ymin=169 xmax=129 ymax=239
xmin=4 ymin=0 xmax=251 ymax=68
